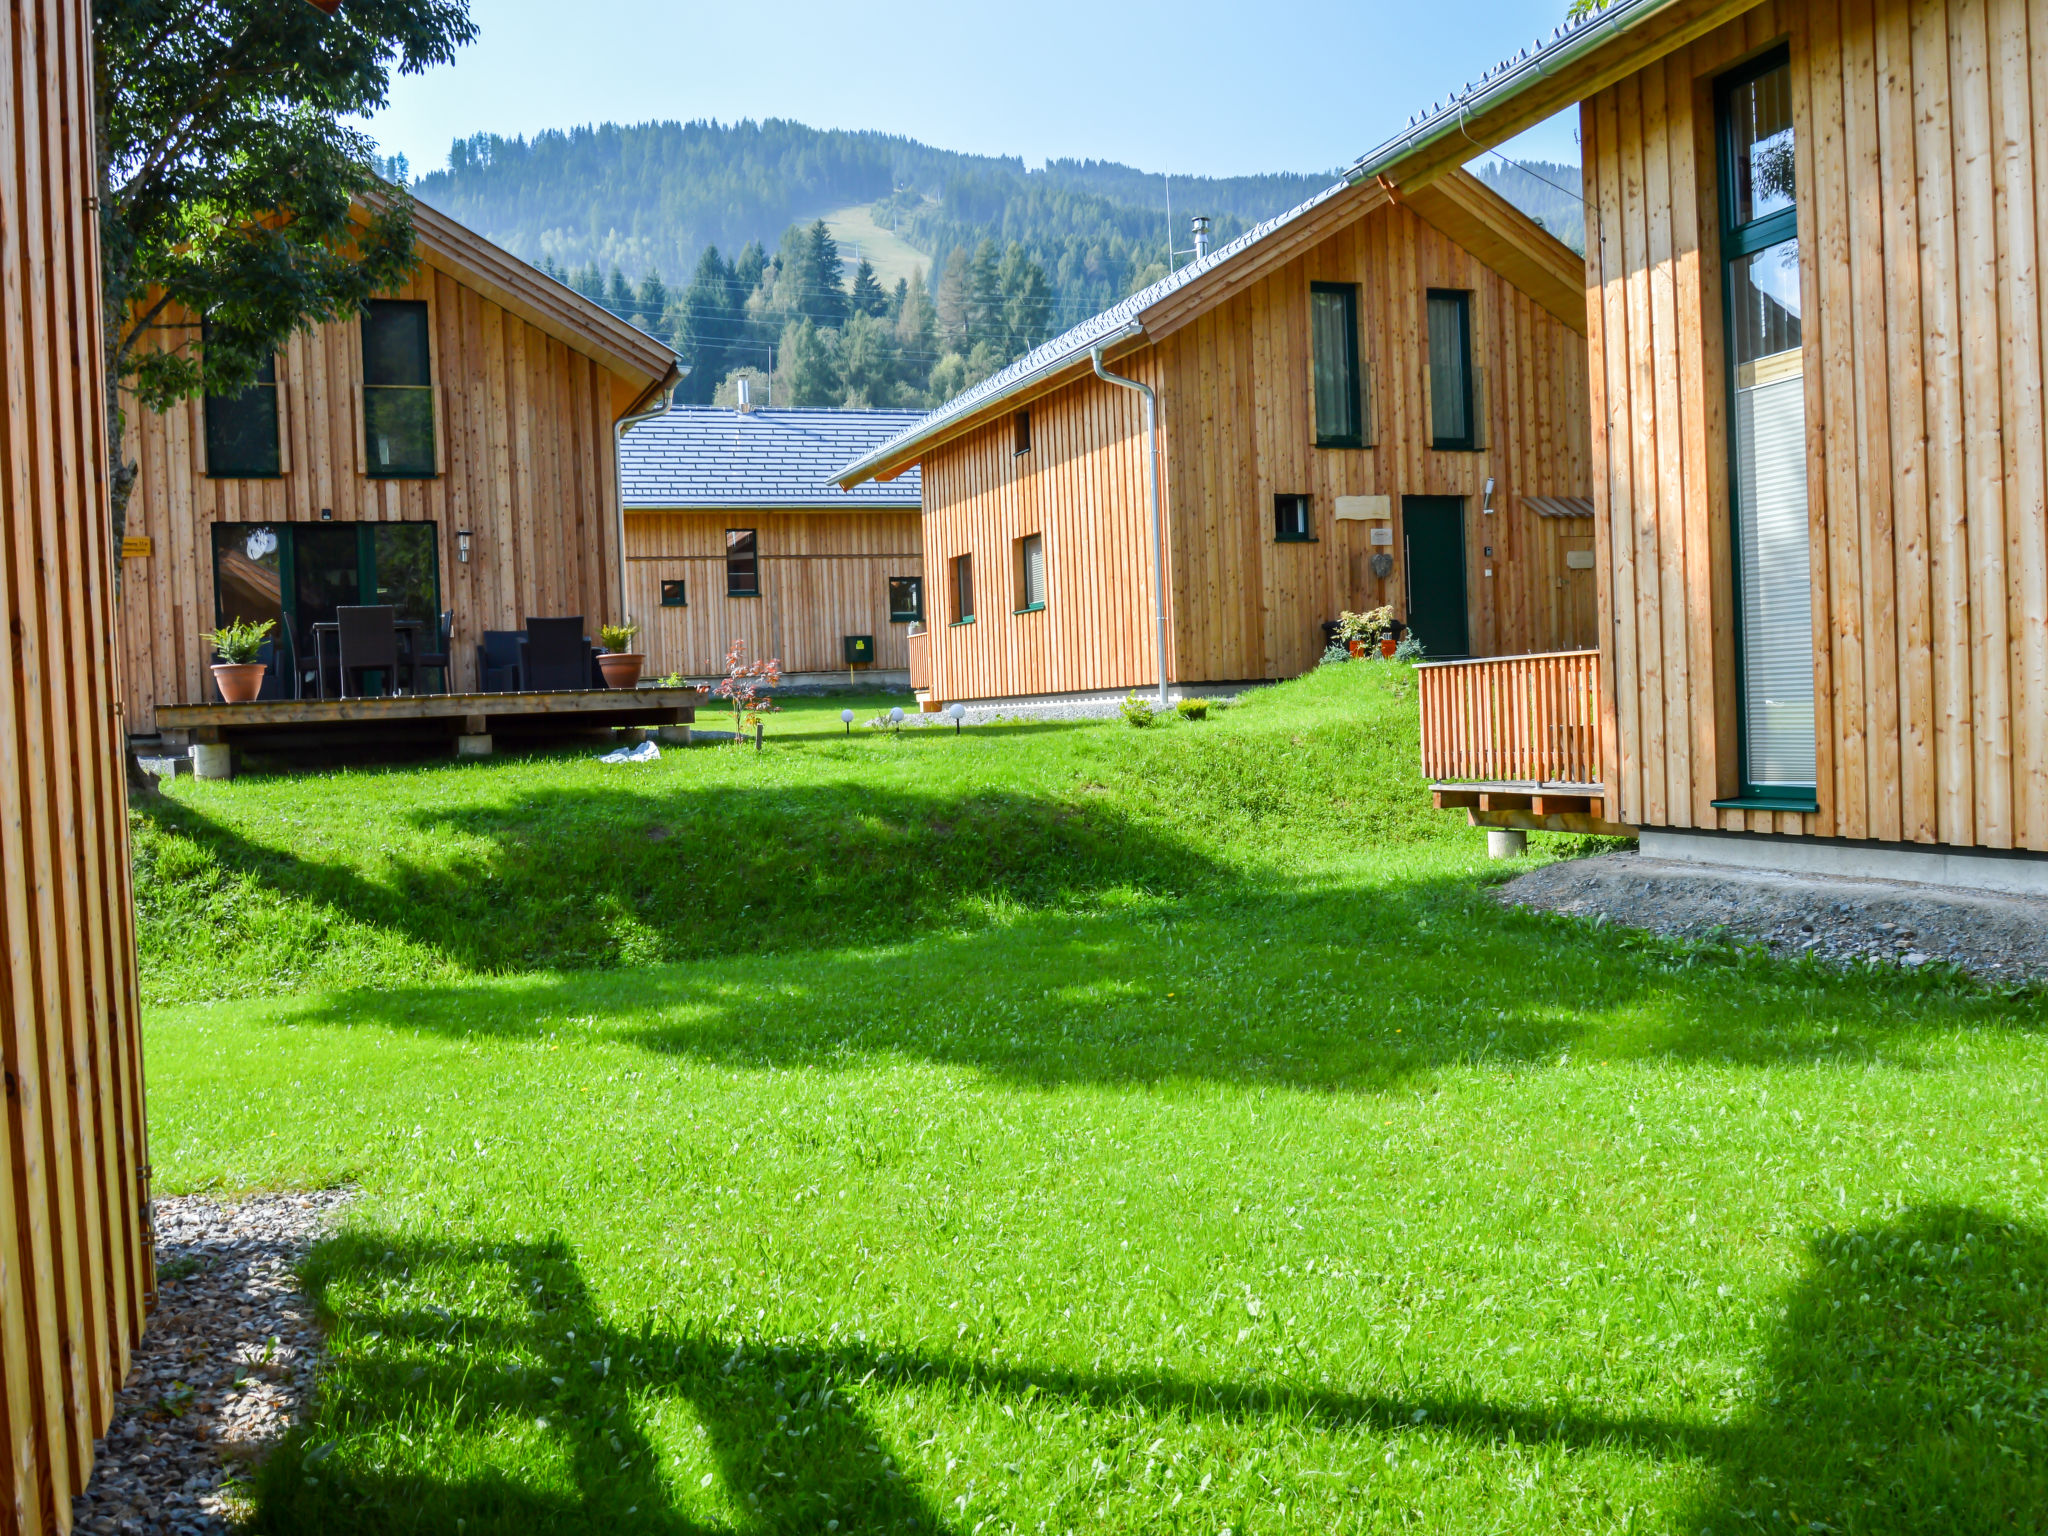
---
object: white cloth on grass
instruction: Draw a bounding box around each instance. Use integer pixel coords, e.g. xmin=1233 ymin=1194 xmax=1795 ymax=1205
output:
xmin=598 ymin=740 xmax=661 ymax=764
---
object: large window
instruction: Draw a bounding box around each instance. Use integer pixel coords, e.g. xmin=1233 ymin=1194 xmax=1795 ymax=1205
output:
xmin=362 ymin=300 xmax=436 ymax=477
xmin=725 ymin=529 xmax=759 ymax=596
xmin=1426 ymin=291 xmax=1475 ymax=450
xmin=888 ymin=576 xmax=922 ymax=624
xmin=1014 ymin=534 xmax=1045 ymax=611
xmin=1717 ymin=47 xmax=1814 ymax=803
xmin=203 ymin=341 xmax=281 ymax=478
xmin=950 ymin=553 xmax=974 ymax=624
xmin=1310 ymin=283 xmax=1365 ymax=447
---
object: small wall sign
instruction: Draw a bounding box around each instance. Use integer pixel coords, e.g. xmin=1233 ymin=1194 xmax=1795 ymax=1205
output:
xmin=1335 ymin=495 xmax=1392 ymax=521
xmin=1564 ymin=549 xmax=1596 ymax=570
xmin=120 ymin=536 xmax=151 ymax=559
xmin=1369 ymin=526 xmax=1394 ymax=546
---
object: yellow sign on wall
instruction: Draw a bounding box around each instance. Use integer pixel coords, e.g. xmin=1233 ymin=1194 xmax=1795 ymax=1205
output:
xmin=120 ymin=535 xmax=152 ymax=559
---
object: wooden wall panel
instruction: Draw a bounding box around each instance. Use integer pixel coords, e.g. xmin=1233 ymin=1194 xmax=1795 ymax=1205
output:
xmin=624 ymin=511 xmax=922 ymax=676
xmin=118 ymin=259 xmax=639 ymax=730
xmin=917 ymin=196 xmax=1594 ymax=703
xmin=1584 ymin=0 xmax=2048 ymax=851
xmin=0 ymin=0 xmax=152 ymax=1528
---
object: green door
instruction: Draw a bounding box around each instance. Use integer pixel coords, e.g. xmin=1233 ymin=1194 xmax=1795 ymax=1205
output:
xmin=1402 ymin=496 xmax=1470 ymax=658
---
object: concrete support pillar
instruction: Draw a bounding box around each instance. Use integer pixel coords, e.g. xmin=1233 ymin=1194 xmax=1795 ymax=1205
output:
xmin=655 ymin=725 xmax=691 ymax=745
xmin=456 ymin=734 xmax=493 ymax=758
xmin=191 ymin=743 xmax=233 ymax=781
xmin=1487 ymin=828 xmax=1529 ymax=859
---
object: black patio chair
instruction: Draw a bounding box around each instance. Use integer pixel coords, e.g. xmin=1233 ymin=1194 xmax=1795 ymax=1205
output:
xmin=335 ymin=605 xmax=399 ymax=699
xmin=518 ymin=616 xmax=590 ymax=693
xmin=408 ymin=610 xmax=455 ymax=694
xmin=254 ymin=637 xmax=288 ymax=701
xmin=476 ymin=630 xmax=523 ymax=693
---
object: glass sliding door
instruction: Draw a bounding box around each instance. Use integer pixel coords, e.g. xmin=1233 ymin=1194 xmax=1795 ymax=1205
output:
xmin=1717 ymin=48 xmax=1814 ymax=802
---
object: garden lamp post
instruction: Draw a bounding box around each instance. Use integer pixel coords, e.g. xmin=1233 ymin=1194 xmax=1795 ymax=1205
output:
xmin=948 ymin=702 xmax=966 ymax=735
xmin=841 ymin=708 xmax=854 ymax=737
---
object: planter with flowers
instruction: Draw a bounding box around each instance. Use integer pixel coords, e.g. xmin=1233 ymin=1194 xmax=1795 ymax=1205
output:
xmin=597 ymin=622 xmax=644 ymax=689
xmin=205 ymin=618 xmax=274 ymax=703
xmin=1334 ymin=606 xmax=1404 ymax=659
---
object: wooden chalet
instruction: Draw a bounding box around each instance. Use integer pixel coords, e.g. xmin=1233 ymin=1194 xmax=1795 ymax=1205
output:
xmin=118 ymin=192 xmax=683 ymax=746
xmin=620 ymin=406 xmax=925 ymax=680
xmin=0 ymin=0 xmax=153 ymax=1526
xmin=1373 ymin=0 xmax=2048 ymax=891
xmin=835 ymin=168 xmax=1595 ymax=708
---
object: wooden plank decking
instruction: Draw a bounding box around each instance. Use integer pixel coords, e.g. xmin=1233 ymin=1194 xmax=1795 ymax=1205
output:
xmin=157 ymin=686 xmax=701 ymax=734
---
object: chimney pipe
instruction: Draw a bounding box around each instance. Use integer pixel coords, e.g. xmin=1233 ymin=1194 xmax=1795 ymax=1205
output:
xmin=1190 ymin=215 xmax=1212 ymax=261
xmin=737 ymin=375 xmax=752 ymax=413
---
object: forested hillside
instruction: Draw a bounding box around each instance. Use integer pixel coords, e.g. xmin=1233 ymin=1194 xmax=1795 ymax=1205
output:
xmin=1472 ymin=158 xmax=1586 ymax=254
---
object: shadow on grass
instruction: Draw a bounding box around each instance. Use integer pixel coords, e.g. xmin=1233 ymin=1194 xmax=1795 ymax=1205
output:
xmin=251 ymin=1206 xmax=2048 ymax=1533
xmin=277 ymin=874 xmax=2042 ymax=1093
xmin=135 ymin=779 xmax=1226 ymax=976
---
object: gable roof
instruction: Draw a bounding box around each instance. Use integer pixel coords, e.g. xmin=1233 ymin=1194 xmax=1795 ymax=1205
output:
xmin=377 ymin=190 xmax=681 ymax=406
xmin=833 ymin=167 xmax=1583 ymax=489
xmin=621 ymin=406 xmax=925 ymax=510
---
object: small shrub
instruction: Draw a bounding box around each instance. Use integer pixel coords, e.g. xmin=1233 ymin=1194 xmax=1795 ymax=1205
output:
xmin=599 ymin=621 xmax=640 ymax=653
xmin=1393 ymin=634 xmax=1428 ymax=663
xmin=204 ymin=617 xmax=274 ymax=665
xmin=1320 ymin=643 xmax=1351 ymax=667
xmin=1174 ymin=698 xmax=1209 ymax=721
xmin=1120 ymin=692 xmax=1157 ymax=728
xmin=1334 ymin=606 xmax=1397 ymax=648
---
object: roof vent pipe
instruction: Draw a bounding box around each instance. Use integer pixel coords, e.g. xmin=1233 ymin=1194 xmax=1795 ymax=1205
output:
xmin=737 ymin=375 xmax=753 ymax=413
xmin=1190 ymin=215 xmax=1211 ymax=261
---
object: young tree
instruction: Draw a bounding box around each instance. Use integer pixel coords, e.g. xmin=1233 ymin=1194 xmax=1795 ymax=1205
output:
xmin=667 ymin=245 xmax=740 ymax=404
xmin=733 ymin=240 xmax=769 ymax=295
xmin=572 ymin=262 xmax=605 ymax=301
xmin=847 ymin=258 xmax=888 ymax=319
xmin=95 ymin=0 xmax=475 ymax=541
xmin=896 ymin=268 xmax=937 ymax=358
xmin=634 ymin=270 xmax=669 ymax=338
xmin=604 ymin=265 xmax=634 ymax=318
xmin=997 ymin=243 xmax=1052 ymax=357
xmin=837 ymin=311 xmax=899 ymax=409
xmin=773 ymin=317 xmax=840 ymax=407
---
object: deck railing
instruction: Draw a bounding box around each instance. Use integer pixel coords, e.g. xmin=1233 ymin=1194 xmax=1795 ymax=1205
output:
xmin=1417 ymin=649 xmax=1602 ymax=786
xmin=907 ymin=625 xmax=930 ymax=691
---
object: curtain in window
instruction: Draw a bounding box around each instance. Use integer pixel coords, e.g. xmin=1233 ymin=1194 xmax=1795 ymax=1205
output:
xmin=1310 ymin=287 xmax=1360 ymax=444
xmin=1020 ymin=535 xmax=1045 ymax=608
xmin=1427 ymin=294 xmax=1470 ymax=447
xmin=1732 ymin=237 xmax=1814 ymax=788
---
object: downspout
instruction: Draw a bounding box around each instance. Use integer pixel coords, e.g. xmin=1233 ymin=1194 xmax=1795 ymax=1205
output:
xmin=1091 ymin=343 xmax=1169 ymax=708
xmin=612 ymin=367 xmax=683 ymax=625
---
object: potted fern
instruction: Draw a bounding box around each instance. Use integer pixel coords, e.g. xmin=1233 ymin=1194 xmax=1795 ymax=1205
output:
xmin=596 ymin=621 xmax=644 ymax=689
xmin=204 ymin=618 xmax=274 ymax=703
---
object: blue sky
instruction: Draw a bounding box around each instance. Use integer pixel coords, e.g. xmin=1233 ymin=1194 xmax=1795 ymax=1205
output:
xmin=360 ymin=0 xmax=1582 ymax=182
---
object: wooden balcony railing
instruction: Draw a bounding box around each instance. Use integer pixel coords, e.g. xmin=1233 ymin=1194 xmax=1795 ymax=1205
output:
xmin=1417 ymin=648 xmax=1602 ymax=787
xmin=907 ymin=625 xmax=930 ymax=691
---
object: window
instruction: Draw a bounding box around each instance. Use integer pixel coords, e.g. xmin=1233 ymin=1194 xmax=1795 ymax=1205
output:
xmin=1274 ymin=493 xmax=1315 ymax=543
xmin=888 ymin=575 xmax=923 ymax=624
xmin=1427 ymin=291 xmax=1474 ymax=450
xmin=203 ymin=341 xmax=282 ymax=478
xmin=1716 ymin=46 xmax=1814 ymax=803
xmin=1014 ymin=408 xmax=1032 ymax=455
xmin=725 ymin=529 xmax=759 ymax=596
xmin=660 ymin=579 xmax=687 ymax=608
xmin=1015 ymin=533 xmax=1046 ymax=611
xmin=361 ymin=300 xmax=436 ymax=477
xmin=1310 ymin=283 xmax=1365 ymax=447
xmin=950 ymin=553 xmax=975 ymax=624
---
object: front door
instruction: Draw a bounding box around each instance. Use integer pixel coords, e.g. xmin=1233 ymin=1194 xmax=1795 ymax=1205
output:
xmin=1402 ymin=496 xmax=1470 ymax=659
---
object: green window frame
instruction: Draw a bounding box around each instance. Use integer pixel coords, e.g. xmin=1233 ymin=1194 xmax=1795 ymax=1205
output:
xmin=950 ymin=553 xmax=975 ymax=624
xmin=362 ymin=299 xmax=437 ymax=478
xmin=660 ymin=579 xmax=687 ymax=608
xmin=1426 ymin=290 xmax=1475 ymax=451
xmin=1309 ymin=282 xmax=1365 ymax=448
xmin=1014 ymin=533 xmax=1046 ymax=612
xmin=202 ymin=336 xmax=282 ymax=479
xmin=1710 ymin=44 xmax=1818 ymax=811
xmin=888 ymin=575 xmax=923 ymax=624
xmin=1274 ymin=493 xmax=1315 ymax=543
xmin=725 ymin=528 xmax=760 ymax=597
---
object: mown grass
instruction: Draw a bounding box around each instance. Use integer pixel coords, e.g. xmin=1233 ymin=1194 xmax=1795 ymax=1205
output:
xmin=134 ymin=662 xmax=2048 ymax=1533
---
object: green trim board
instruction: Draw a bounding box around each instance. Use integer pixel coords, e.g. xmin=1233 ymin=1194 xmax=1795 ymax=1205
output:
xmin=1711 ymin=796 xmax=1820 ymax=813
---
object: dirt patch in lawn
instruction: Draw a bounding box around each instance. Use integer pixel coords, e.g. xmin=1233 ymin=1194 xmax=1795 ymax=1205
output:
xmin=1498 ymin=851 xmax=2048 ymax=983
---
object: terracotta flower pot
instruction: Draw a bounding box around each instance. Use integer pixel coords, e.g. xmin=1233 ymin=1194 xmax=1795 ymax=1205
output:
xmin=597 ymin=651 xmax=644 ymax=690
xmin=1380 ymin=636 xmax=1399 ymax=658
xmin=1346 ymin=639 xmax=1366 ymax=658
xmin=211 ymin=662 xmax=266 ymax=704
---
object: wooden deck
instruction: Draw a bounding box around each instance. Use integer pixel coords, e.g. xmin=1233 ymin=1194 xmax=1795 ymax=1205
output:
xmin=155 ymin=687 xmax=701 ymax=747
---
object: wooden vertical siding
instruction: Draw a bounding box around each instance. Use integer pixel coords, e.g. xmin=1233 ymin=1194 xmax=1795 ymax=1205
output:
xmin=623 ymin=510 xmax=923 ymax=675
xmin=118 ymin=263 xmax=646 ymax=730
xmin=0 ymin=0 xmax=152 ymax=1528
xmin=917 ymin=194 xmax=1593 ymax=703
xmin=1583 ymin=0 xmax=2048 ymax=850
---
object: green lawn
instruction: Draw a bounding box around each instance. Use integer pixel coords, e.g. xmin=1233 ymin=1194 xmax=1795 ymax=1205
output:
xmin=136 ymin=663 xmax=2048 ymax=1534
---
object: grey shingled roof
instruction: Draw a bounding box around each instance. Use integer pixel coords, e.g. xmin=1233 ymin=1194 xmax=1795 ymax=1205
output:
xmin=837 ymin=0 xmax=1677 ymax=489
xmin=622 ymin=406 xmax=925 ymax=509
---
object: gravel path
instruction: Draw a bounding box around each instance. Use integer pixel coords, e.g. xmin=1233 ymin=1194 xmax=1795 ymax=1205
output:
xmin=73 ymin=1189 xmax=353 ymax=1535
xmin=1498 ymin=851 xmax=2048 ymax=981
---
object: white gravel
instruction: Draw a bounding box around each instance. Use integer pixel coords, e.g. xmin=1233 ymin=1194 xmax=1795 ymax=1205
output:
xmin=72 ymin=1188 xmax=353 ymax=1535
xmin=1498 ymin=851 xmax=2048 ymax=981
